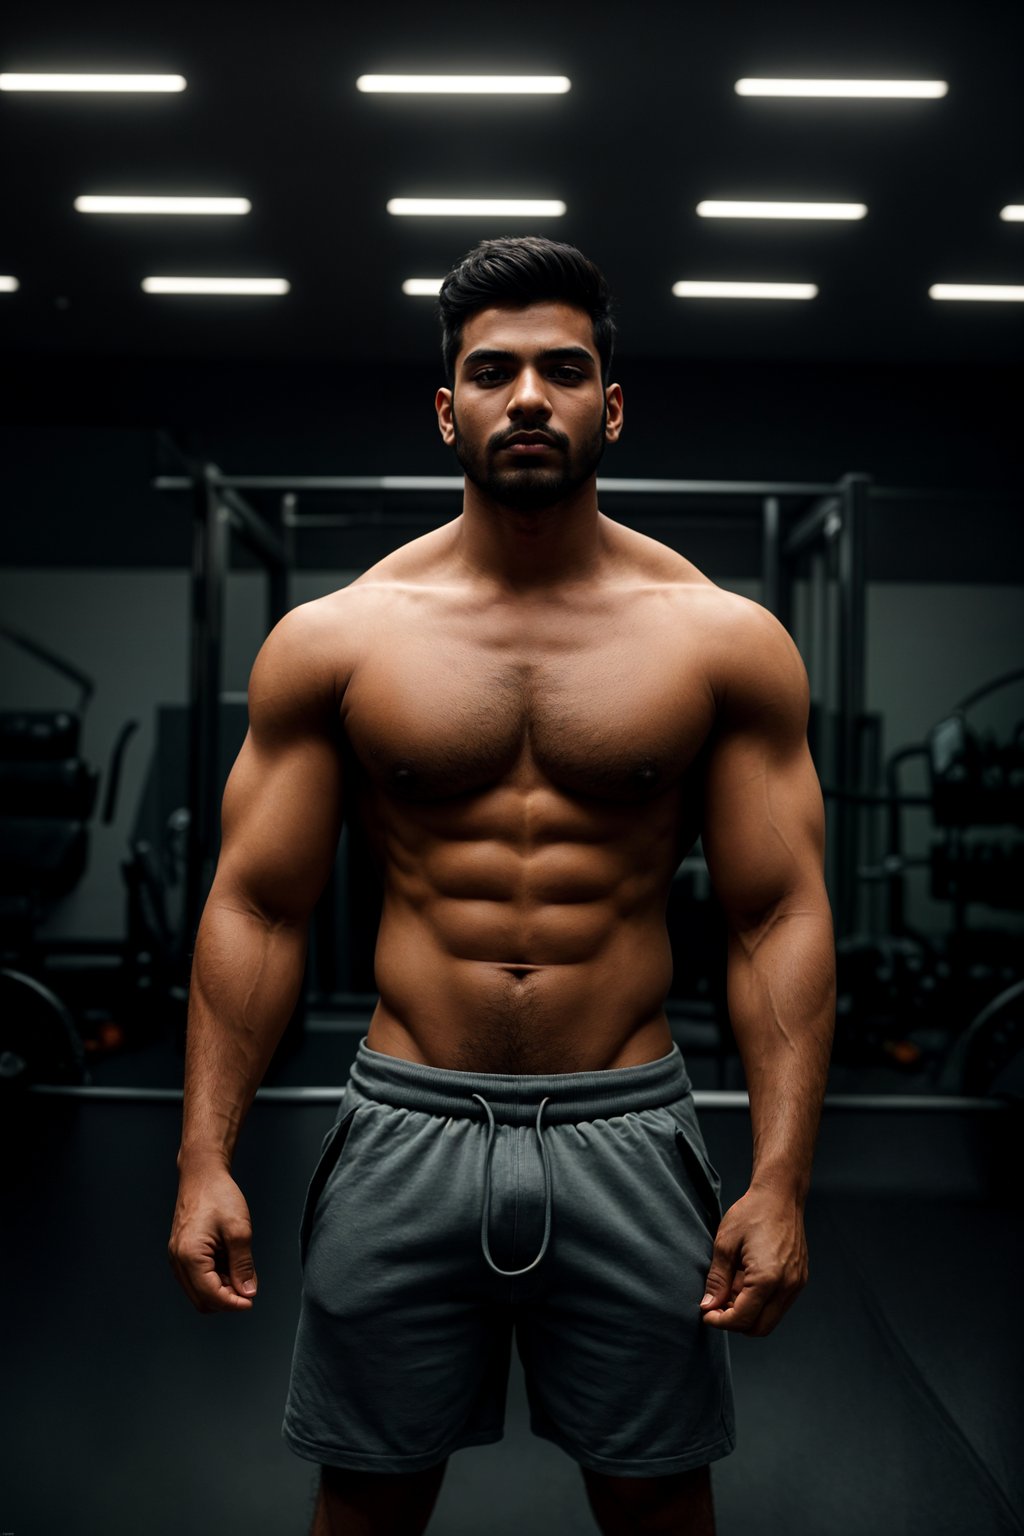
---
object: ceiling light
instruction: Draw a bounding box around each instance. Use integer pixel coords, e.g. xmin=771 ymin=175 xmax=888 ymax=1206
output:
xmin=673 ymin=281 xmax=818 ymax=300
xmin=999 ymin=206 xmax=1024 ymax=222
xmin=76 ymin=196 xmax=250 ymax=215
xmin=929 ymin=284 xmax=1024 ymax=302
xmin=142 ymin=277 xmax=290 ymax=295
xmin=387 ymin=197 xmax=565 ymax=217
xmin=402 ymin=278 xmax=443 ymax=295
xmin=0 ymin=73 xmax=186 ymax=92
xmin=357 ymin=75 xmax=570 ymax=94
xmin=0 ymin=276 xmax=19 ymax=292
xmin=697 ymin=200 xmax=866 ymax=219
xmin=735 ymin=79 xmax=947 ymax=98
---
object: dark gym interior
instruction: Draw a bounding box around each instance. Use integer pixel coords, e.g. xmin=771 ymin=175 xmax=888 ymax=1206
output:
xmin=2 ymin=3 xmax=1022 ymax=1533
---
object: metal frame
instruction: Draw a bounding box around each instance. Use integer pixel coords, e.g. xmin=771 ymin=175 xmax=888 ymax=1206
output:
xmin=771 ymin=479 xmax=1021 ymax=936
xmin=771 ymin=472 xmax=871 ymax=933
xmin=183 ymin=464 xmax=289 ymax=949
xmin=156 ymin=464 xmax=1019 ymax=963
xmin=157 ymin=467 xmax=845 ymax=961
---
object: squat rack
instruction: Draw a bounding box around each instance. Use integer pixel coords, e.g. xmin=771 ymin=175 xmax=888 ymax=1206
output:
xmin=156 ymin=463 xmax=946 ymax=951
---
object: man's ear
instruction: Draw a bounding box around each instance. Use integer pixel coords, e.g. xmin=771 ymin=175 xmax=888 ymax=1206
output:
xmin=436 ymin=387 xmax=455 ymax=446
xmin=604 ymin=383 xmax=624 ymax=443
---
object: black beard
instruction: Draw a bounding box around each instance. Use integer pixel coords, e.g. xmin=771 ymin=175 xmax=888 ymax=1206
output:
xmin=451 ymin=404 xmax=608 ymax=512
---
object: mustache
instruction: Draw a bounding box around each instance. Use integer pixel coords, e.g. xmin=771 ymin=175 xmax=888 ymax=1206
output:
xmin=489 ymin=427 xmax=568 ymax=452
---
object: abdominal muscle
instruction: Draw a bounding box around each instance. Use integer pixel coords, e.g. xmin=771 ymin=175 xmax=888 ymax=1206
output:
xmin=365 ymin=895 xmax=677 ymax=1075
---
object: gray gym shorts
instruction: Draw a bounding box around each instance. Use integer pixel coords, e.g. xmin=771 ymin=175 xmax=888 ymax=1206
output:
xmin=282 ymin=1036 xmax=736 ymax=1477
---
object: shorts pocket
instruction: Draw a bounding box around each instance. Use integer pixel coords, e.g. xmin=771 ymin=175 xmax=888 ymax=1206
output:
xmin=298 ymin=1102 xmax=362 ymax=1268
xmin=665 ymin=1100 xmax=724 ymax=1239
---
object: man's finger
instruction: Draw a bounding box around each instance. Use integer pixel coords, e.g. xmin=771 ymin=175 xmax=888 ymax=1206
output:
xmin=701 ymin=1280 xmax=767 ymax=1332
xmin=743 ymin=1282 xmax=805 ymax=1337
xmin=700 ymin=1254 xmax=738 ymax=1313
xmin=199 ymin=1264 xmax=255 ymax=1310
xmin=226 ymin=1243 xmax=259 ymax=1298
xmin=175 ymin=1252 xmax=255 ymax=1312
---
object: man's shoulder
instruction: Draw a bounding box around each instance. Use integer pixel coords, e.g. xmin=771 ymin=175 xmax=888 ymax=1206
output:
xmin=700 ymin=590 xmax=809 ymax=724
xmin=698 ymin=584 xmax=788 ymax=641
xmin=251 ymin=587 xmax=372 ymax=711
xmin=261 ymin=536 xmax=445 ymax=683
xmin=646 ymin=573 xmax=803 ymax=703
xmin=603 ymin=525 xmax=806 ymax=718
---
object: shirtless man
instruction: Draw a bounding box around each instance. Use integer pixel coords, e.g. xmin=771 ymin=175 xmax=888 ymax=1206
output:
xmin=169 ymin=236 xmax=835 ymax=1536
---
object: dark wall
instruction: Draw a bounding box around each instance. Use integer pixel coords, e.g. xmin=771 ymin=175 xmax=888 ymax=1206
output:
xmin=3 ymin=351 xmax=1021 ymax=577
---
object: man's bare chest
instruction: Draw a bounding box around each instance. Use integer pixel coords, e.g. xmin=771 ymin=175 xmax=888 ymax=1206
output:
xmin=341 ymin=616 xmax=717 ymax=804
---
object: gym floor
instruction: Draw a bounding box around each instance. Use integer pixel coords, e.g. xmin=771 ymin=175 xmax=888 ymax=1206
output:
xmin=2 ymin=1018 xmax=1021 ymax=1536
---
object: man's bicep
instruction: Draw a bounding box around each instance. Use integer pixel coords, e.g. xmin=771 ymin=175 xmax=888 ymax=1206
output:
xmin=216 ymin=729 xmax=344 ymax=924
xmin=700 ymin=615 xmax=826 ymax=931
xmin=213 ymin=609 xmax=346 ymax=925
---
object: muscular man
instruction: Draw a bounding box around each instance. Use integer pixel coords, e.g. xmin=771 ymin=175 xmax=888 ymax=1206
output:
xmin=169 ymin=236 xmax=835 ymax=1536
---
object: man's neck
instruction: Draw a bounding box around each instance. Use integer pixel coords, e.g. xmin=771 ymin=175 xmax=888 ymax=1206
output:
xmin=453 ymin=480 xmax=608 ymax=593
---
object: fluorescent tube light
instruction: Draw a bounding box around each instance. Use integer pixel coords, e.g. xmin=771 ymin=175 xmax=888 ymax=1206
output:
xmin=402 ymin=278 xmax=444 ymax=296
xmin=697 ymin=200 xmax=866 ymax=219
xmin=0 ymin=73 xmax=186 ymax=92
xmin=357 ymin=75 xmax=570 ymax=94
xmin=673 ymin=281 xmax=818 ymax=300
xmin=735 ymin=79 xmax=947 ymax=98
xmin=142 ymin=277 xmax=289 ymax=295
xmin=0 ymin=276 xmax=19 ymax=292
xmin=999 ymin=206 xmax=1024 ymax=222
xmin=929 ymin=284 xmax=1024 ymax=302
xmin=76 ymin=196 xmax=250 ymax=215
xmin=388 ymin=197 xmax=566 ymax=217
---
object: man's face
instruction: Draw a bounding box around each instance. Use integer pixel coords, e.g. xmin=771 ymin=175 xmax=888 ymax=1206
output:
xmin=435 ymin=302 xmax=623 ymax=512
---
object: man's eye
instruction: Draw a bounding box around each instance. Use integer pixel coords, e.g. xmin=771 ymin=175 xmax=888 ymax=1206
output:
xmin=475 ymin=369 xmax=506 ymax=384
xmin=552 ymin=367 xmax=583 ymax=382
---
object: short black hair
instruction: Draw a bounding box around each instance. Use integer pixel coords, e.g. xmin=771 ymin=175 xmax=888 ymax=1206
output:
xmin=437 ymin=236 xmax=616 ymax=387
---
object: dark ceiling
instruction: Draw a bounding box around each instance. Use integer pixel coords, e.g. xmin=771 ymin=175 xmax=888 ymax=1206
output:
xmin=2 ymin=0 xmax=1022 ymax=366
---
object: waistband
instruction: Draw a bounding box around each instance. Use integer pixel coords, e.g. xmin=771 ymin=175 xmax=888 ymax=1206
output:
xmin=348 ymin=1035 xmax=692 ymax=1126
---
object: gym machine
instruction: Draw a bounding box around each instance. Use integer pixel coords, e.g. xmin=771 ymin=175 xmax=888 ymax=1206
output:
xmin=768 ymin=482 xmax=1023 ymax=1091
xmin=0 ymin=623 xmax=138 ymax=1092
xmin=0 ymin=447 xmax=292 ymax=1096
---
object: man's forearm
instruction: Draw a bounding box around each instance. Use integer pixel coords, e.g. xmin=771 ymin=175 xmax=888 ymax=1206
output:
xmin=176 ymin=898 xmax=308 ymax=1174
xmin=725 ymin=904 xmax=836 ymax=1206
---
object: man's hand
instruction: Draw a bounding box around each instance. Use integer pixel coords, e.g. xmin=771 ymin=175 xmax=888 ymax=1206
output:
xmin=699 ymin=1187 xmax=809 ymax=1336
xmin=168 ymin=1164 xmax=259 ymax=1313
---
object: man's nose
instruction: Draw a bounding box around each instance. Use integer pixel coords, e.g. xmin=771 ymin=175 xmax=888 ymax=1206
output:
xmin=507 ymin=369 xmax=552 ymax=418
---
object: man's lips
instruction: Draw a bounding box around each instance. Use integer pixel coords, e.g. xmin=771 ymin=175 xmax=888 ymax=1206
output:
xmin=500 ymin=434 xmax=559 ymax=454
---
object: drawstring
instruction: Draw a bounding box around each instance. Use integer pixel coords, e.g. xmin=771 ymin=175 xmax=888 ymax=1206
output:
xmin=472 ymin=1093 xmax=552 ymax=1277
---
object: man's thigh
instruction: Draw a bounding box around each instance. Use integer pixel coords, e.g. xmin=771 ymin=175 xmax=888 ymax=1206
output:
xmin=580 ymin=1463 xmax=716 ymax=1536
xmin=312 ymin=1460 xmax=448 ymax=1536
xmin=284 ymin=1091 xmax=515 ymax=1470
xmin=515 ymin=1101 xmax=735 ymax=1476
